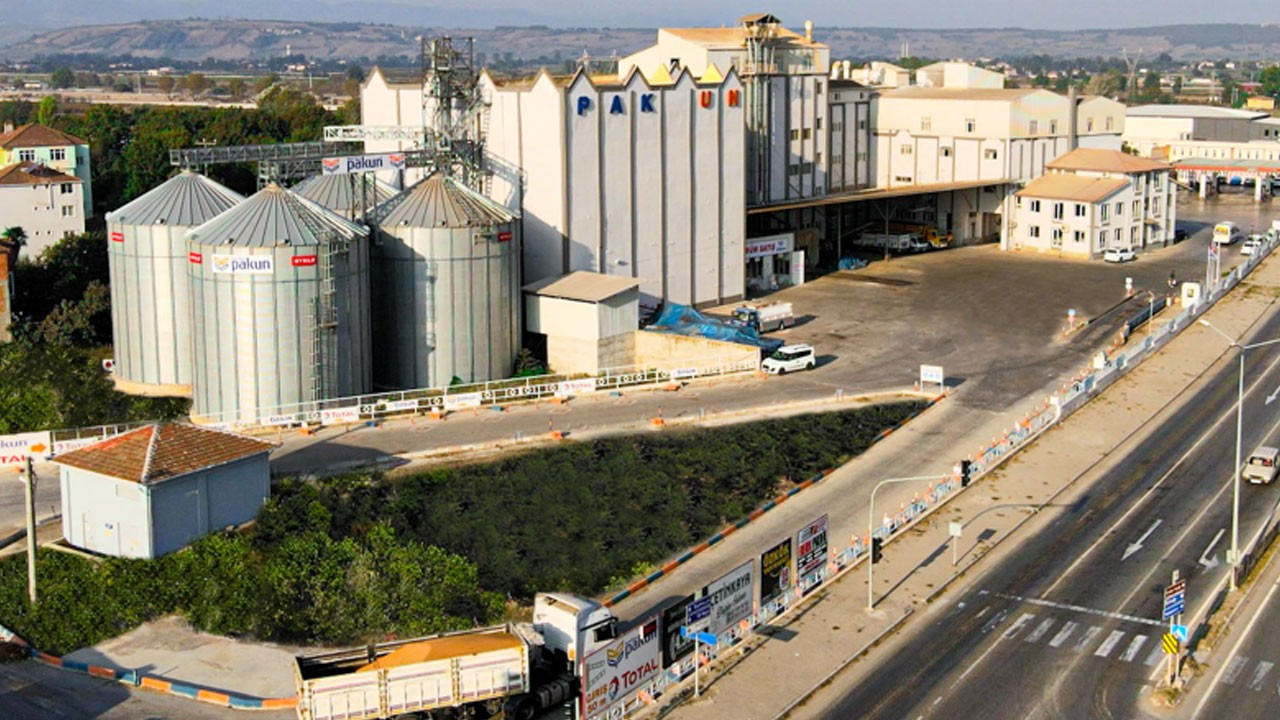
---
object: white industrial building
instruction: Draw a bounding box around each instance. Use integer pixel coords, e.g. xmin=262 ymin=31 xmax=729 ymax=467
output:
xmin=913 ymin=62 xmax=1005 ymax=90
xmin=1123 ymin=105 xmax=1277 ymax=157
xmin=1009 ymin=148 xmax=1175 ymax=259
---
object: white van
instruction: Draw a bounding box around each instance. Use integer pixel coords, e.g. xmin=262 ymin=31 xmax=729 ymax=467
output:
xmin=1244 ymin=446 xmax=1280 ymax=485
xmin=762 ymin=344 xmax=816 ymax=375
xmin=1213 ymin=222 xmax=1244 ymax=246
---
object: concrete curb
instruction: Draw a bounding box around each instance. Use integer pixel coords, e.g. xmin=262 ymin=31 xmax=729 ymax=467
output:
xmin=0 ymin=621 xmax=296 ymax=711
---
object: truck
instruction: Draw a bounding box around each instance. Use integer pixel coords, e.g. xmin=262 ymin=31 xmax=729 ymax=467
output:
xmin=887 ymin=221 xmax=953 ymax=248
xmin=294 ymin=593 xmax=618 ymax=720
xmin=856 ymin=232 xmax=915 ymax=252
xmin=732 ymin=302 xmax=794 ymax=332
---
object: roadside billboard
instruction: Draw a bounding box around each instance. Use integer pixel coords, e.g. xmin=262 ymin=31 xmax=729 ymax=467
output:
xmin=0 ymin=431 xmax=52 ymax=465
xmin=796 ymin=514 xmax=829 ymax=590
xmin=582 ymin=615 xmax=661 ymax=720
xmin=660 ymin=595 xmax=695 ymax=668
xmin=702 ymin=560 xmax=754 ymax=636
xmin=759 ymin=537 xmax=793 ymax=609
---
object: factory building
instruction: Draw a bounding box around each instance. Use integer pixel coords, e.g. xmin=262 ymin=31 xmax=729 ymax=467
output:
xmin=1123 ymin=104 xmax=1277 ymax=157
xmin=107 ymin=171 xmax=243 ymax=397
xmin=372 ymin=174 xmax=521 ymax=389
xmin=186 ymin=184 xmax=372 ymax=422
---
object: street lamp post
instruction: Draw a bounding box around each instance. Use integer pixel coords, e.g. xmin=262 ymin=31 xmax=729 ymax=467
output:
xmin=1198 ymin=319 xmax=1280 ymax=590
xmin=867 ymin=474 xmax=947 ymax=610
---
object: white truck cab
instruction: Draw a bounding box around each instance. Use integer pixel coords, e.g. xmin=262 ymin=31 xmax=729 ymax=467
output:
xmin=532 ymin=592 xmax=618 ymax=665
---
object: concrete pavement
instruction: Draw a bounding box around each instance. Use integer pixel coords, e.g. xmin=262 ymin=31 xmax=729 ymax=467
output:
xmin=653 ymin=231 xmax=1280 ymax=720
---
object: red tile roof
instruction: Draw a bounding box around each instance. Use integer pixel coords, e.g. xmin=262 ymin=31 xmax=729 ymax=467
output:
xmin=0 ymin=123 xmax=86 ymax=149
xmin=0 ymin=162 xmax=81 ymax=186
xmin=54 ymin=422 xmax=275 ymax=484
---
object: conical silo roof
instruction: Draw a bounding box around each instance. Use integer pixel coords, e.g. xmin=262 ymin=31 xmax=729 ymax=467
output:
xmin=292 ymin=173 xmax=398 ymax=215
xmin=106 ymin=170 xmax=244 ymax=227
xmin=187 ymin=183 xmax=368 ymax=248
xmin=376 ymin=174 xmax=517 ymax=229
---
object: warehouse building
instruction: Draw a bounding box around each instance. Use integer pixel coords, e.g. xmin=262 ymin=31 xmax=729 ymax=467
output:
xmin=1123 ymin=104 xmax=1276 ymax=157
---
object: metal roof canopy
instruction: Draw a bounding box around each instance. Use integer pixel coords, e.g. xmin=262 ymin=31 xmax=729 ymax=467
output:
xmin=1173 ymin=157 xmax=1280 ymax=173
xmin=747 ymin=179 xmax=1009 ymax=215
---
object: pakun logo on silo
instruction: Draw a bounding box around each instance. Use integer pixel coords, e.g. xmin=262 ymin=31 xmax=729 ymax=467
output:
xmin=211 ymin=255 xmax=275 ymax=275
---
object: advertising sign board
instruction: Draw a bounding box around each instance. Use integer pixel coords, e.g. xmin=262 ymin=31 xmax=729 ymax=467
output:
xmin=319 ymin=406 xmax=361 ymax=425
xmin=443 ymin=392 xmax=483 ymax=411
xmin=660 ymin=595 xmax=695 ymax=668
xmin=759 ymin=538 xmax=793 ymax=608
xmin=796 ymin=514 xmax=829 ymax=588
xmin=0 ymin=431 xmax=53 ymax=465
xmin=702 ymin=561 xmax=753 ymax=636
xmin=745 ymin=233 xmax=794 ymax=259
xmin=211 ymin=255 xmax=274 ymax=275
xmin=321 ymin=152 xmax=407 ymax=175
xmin=582 ymin=616 xmax=661 ymax=720
xmin=556 ymin=379 xmax=597 ymax=398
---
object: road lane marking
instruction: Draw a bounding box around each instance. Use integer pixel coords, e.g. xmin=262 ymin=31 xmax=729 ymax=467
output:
xmin=1120 ymin=635 xmax=1148 ymax=662
xmin=1049 ymin=621 xmax=1078 ymax=648
xmin=991 ymin=591 xmax=1164 ymax=627
xmin=1121 ymin=519 xmax=1163 ymax=561
xmin=981 ymin=608 xmax=1008 ymax=634
xmin=1003 ymin=613 xmax=1035 ymax=639
xmin=1073 ymin=626 xmax=1102 ymax=654
xmin=1025 ymin=618 xmax=1055 ymax=644
xmin=1221 ymin=656 xmax=1249 ymax=685
xmin=1248 ymin=661 xmax=1274 ymax=692
xmin=1095 ymin=630 xmax=1126 ymax=658
xmin=1144 ymin=642 xmax=1165 ymax=667
xmin=1199 ymin=528 xmax=1225 ymax=570
xmin=1192 ymin=578 xmax=1280 ymax=718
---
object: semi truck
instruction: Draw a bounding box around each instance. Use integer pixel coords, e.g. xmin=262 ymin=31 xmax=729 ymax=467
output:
xmin=855 ymin=232 xmax=916 ymax=252
xmin=294 ymin=593 xmax=618 ymax=720
xmin=732 ymin=302 xmax=794 ymax=332
xmin=887 ymin=221 xmax=952 ymax=248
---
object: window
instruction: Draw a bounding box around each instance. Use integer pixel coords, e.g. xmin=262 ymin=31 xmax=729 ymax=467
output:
xmin=1087 ymin=118 xmax=1095 ymax=132
xmin=921 ymin=116 xmax=932 ymax=131
xmin=62 ymin=230 xmax=74 ymax=239
xmin=816 ymin=117 xmax=823 ymax=130
xmin=1106 ymin=117 xmax=1114 ymax=131
xmin=899 ymin=145 xmax=913 ymax=155
xmin=832 ymin=121 xmax=843 ymax=131
xmin=1101 ymin=204 xmax=1110 ymax=223
xmin=856 ymin=151 xmax=868 ymax=162
xmin=1131 ymin=226 xmax=1139 ymax=242
xmin=1029 ymin=120 xmax=1038 ymax=135
xmin=790 ymin=129 xmax=800 ymax=141
xmin=1030 ymin=200 xmax=1041 ymax=213
xmin=984 ymin=149 xmax=998 ymax=160
xmin=815 ymin=80 xmax=823 ymax=94
xmin=50 ymin=148 xmax=66 ymax=161
xmin=1097 ymin=233 xmax=1105 ymax=251
xmin=894 ymin=175 xmax=914 ymax=183
xmin=832 ymin=154 xmax=842 ymax=165
xmin=1115 ymin=228 xmax=1123 ymax=242
xmin=18 ymin=149 xmax=35 ymax=162
xmin=1015 ymin=196 xmax=1023 ymax=208
xmin=800 ymin=162 xmax=813 ymax=173
xmin=1052 ymin=202 xmax=1064 ymax=220
xmin=1051 ymin=228 xmax=1063 ymax=247
xmin=60 ymin=182 xmax=73 ymax=195
xmin=1030 ymin=226 xmax=1041 ymax=239
xmin=1153 ymin=197 xmax=1161 ymax=215
xmin=1114 ymin=202 xmax=1123 ymax=216
xmin=61 ymin=205 xmax=74 ymax=217
xmin=788 ymin=164 xmax=800 ymax=176
xmin=858 ymin=119 xmax=867 ymax=130
xmin=965 ymin=118 xmax=976 ymax=133
xmin=1074 ymin=230 xmax=1086 ymax=244
xmin=802 ymin=128 xmax=812 ymax=140
xmin=1050 ymin=120 xmax=1058 ymax=134
xmin=815 ymin=152 xmax=823 ymax=164
xmin=1132 ymin=200 xmax=1141 ymax=215
xmin=941 ymin=146 xmax=952 ymax=158
xmin=1075 ymin=203 xmax=1086 ymax=217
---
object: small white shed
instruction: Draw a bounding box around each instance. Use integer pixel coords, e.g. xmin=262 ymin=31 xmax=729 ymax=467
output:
xmin=523 ymin=271 xmax=641 ymax=374
xmin=55 ymin=422 xmax=275 ymax=559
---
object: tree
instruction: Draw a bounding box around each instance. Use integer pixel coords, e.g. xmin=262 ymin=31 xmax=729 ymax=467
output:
xmin=156 ymin=76 xmax=175 ymax=96
xmin=34 ymin=96 xmax=56 ymax=126
xmin=1086 ymin=73 xmax=1121 ymax=98
xmin=183 ymin=73 xmax=210 ymax=97
xmin=1032 ymin=74 xmax=1051 ymax=88
xmin=49 ymin=67 xmax=74 ymax=90
xmin=227 ymin=77 xmax=246 ymax=99
xmin=345 ymin=64 xmax=365 ymax=83
xmin=251 ymin=73 xmax=279 ymax=96
xmin=1 ymin=227 xmax=26 ymax=249
xmin=1261 ymin=66 xmax=1280 ymax=97
xmin=1143 ymin=71 xmax=1161 ymax=91
xmin=74 ymin=72 xmax=99 ymax=88
xmin=341 ymin=77 xmax=361 ymax=99
xmin=1172 ymin=76 xmax=1183 ymax=96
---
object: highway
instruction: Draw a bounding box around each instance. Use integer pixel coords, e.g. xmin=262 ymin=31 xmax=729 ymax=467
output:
xmin=1188 ymin=555 xmax=1280 ymax=719
xmin=811 ymin=308 xmax=1280 ymax=720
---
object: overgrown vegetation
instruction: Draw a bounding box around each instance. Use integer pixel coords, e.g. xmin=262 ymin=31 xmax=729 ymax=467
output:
xmin=0 ymin=402 xmax=921 ymax=652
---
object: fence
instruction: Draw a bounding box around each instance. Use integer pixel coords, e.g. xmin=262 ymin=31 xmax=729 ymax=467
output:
xmin=613 ymin=234 xmax=1280 ymax=720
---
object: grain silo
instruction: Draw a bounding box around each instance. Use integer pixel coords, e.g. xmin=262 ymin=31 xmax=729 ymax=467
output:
xmin=106 ymin=171 xmax=243 ymax=397
xmin=372 ymin=174 xmax=520 ymax=389
xmin=292 ymin=173 xmax=397 ymax=220
xmin=187 ymin=183 xmax=372 ymax=422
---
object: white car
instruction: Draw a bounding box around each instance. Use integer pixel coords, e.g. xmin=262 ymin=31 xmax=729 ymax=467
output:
xmin=1242 ymin=237 xmax=1263 ymax=256
xmin=762 ymin=344 xmax=816 ymax=375
xmin=1103 ymin=247 xmax=1136 ymax=263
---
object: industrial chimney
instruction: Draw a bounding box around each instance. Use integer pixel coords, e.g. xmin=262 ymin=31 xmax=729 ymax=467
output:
xmin=1067 ymin=84 xmax=1079 ymax=151
xmin=804 ymin=20 xmax=814 ymax=42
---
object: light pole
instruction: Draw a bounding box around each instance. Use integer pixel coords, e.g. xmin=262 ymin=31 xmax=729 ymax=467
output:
xmin=867 ymin=473 xmax=948 ymax=610
xmin=1198 ymin=319 xmax=1280 ymax=590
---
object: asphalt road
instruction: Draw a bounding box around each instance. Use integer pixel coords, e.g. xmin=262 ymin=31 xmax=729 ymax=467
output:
xmin=812 ymin=296 xmax=1280 ymax=720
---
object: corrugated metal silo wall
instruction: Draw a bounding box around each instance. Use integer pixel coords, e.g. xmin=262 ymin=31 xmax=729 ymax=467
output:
xmin=108 ymin=221 xmax=192 ymax=390
xmin=371 ymin=222 xmax=519 ymax=390
xmin=335 ymin=237 xmax=373 ymax=399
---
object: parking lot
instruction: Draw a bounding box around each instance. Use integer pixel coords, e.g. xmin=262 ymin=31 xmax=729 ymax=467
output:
xmin=738 ymin=192 xmax=1278 ymax=411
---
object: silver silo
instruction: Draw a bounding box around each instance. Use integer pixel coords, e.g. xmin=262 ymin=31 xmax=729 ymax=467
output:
xmin=106 ymin=171 xmax=243 ymax=397
xmin=372 ymin=174 xmax=520 ymax=390
xmin=186 ymin=183 xmax=372 ymax=423
xmin=292 ymin=173 xmax=397 ymax=221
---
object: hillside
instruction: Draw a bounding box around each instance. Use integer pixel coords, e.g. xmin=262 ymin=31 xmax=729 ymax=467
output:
xmin=4 ymin=19 xmax=1280 ymax=64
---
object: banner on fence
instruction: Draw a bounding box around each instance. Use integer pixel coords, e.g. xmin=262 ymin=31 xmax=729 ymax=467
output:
xmin=759 ymin=538 xmax=793 ymax=608
xmin=51 ymin=436 xmax=103 ymax=457
xmin=0 ymin=431 xmax=53 ymax=465
xmin=381 ymin=399 xmax=419 ymax=413
xmin=319 ymin=406 xmax=361 ymax=425
xmin=556 ymin=379 xmax=597 ymax=398
xmin=262 ymin=414 xmax=300 ymax=427
xmin=796 ymin=514 xmax=829 ymax=590
xmin=443 ymin=392 xmax=483 ymax=411
xmin=660 ymin=595 xmax=696 ymax=668
xmin=703 ymin=560 xmax=754 ymax=636
xmin=582 ymin=615 xmax=661 ymax=720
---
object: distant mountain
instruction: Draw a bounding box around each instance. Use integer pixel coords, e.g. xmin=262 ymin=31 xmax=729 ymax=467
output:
xmin=4 ymin=18 xmax=1280 ymax=64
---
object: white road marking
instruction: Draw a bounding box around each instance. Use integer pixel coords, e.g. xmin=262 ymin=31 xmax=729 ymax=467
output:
xmin=1121 ymin=519 xmax=1163 ymax=561
xmin=1192 ymin=579 xmax=1280 ymax=718
xmin=1049 ymin=621 xmax=1079 ymax=648
xmin=991 ymin=591 xmax=1164 ymax=627
xmin=1199 ymin=528 xmax=1225 ymax=570
xmin=981 ymin=608 xmax=1009 ymax=634
xmin=1095 ymin=630 xmax=1126 ymax=658
xmin=1248 ymin=661 xmax=1274 ymax=692
xmin=1221 ymin=656 xmax=1249 ymax=686
xmin=1144 ymin=642 xmax=1165 ymax=667
xmin=1003 ymin=613 xmax=1035 ymax=639
xmin=1073 ymin=626 xmax=1102 ymax=654
xmin=1025 ymin=618 xmax=1055 ymax=644
xmin=1119 ymin=635 xmax=1147 ymax=662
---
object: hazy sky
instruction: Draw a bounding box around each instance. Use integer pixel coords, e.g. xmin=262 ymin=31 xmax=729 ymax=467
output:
xmin=382 ymin=0 xmax=1279 ymax=29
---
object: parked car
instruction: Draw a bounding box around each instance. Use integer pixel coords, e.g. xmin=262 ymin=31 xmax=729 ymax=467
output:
xmin=1173 ymin=227 xmax=1190 ymax=243
xmin=1103 ymin=247 xmax=1136 ymax=263
xmin=1242 ymin=236 xmax=1263 ymax=256
xmin=762 ymin=344 xmax=816 ymax=375
xmin=907 ymin=237 xmax=931 ymax=253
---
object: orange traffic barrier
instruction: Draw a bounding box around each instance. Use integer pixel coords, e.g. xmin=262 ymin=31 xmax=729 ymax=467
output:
xmin=650 ymin=417 xmax=665 ymax=427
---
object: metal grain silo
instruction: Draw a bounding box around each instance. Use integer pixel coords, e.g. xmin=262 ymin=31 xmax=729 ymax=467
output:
xmin=292 ymin=173 xmax=397 ymax=221
xmin=372 ymin=174 xmax=520 ymax=389
xmin=186 ymin=183 xmax=372 ymax=422
xmin=106 ymin=171 xmax=243 ymax=397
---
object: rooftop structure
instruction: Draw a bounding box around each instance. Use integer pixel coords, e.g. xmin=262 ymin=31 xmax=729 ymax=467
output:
xmin=54 ymin=422 xmax=274 ymax=485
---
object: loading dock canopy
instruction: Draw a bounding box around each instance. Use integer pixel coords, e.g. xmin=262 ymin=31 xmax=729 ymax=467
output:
xmin=1174 ymin=157 xmax=1280 ymax=174
xmin=523 ymin=271 xmax=641 ymax=303
xmin=748 ymin=179 xmax=1008 ymax=214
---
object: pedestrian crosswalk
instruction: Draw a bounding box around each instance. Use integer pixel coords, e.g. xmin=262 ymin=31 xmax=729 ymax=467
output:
xmin=980 ymin=604 xmax=1280 ymax=693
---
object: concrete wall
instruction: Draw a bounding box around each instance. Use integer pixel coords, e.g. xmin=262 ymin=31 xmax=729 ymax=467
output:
xmin=1 ymin=180 xmax=86 ymax=258
xmin=634 ymin=330 xmax=759 ymax=371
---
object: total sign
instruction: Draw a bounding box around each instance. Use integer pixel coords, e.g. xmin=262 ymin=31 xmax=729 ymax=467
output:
xmin=582 ymin=616 xmax=661 ymax=720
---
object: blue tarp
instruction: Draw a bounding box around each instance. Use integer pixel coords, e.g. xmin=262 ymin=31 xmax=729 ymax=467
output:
xmin=647 ymin=303 xmax=784 ymax=353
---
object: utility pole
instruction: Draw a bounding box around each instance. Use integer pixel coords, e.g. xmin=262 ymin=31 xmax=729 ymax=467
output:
xmin=22 ymin=457 xmax=37 ymax=605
